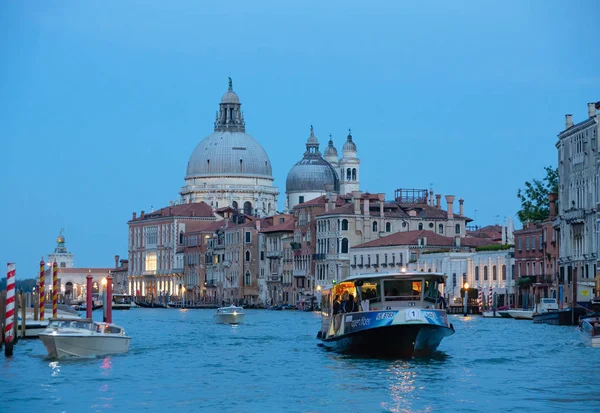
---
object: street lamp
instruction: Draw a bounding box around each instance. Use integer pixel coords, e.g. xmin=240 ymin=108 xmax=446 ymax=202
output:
xmin=463 ymin=282 xmax=469 ymax=316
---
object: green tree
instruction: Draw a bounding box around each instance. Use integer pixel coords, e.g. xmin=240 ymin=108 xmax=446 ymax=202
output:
xmin=516 ymin=166 xmax=558 ymax=223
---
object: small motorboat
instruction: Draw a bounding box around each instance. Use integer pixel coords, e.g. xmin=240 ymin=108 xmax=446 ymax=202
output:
xmin=214 ymin=305 xmax=245 ymax=324
xmin=579 ymin=314 xmax=600 ymax=347
xmin=112 ymin=294 xmax=135 ymax=310
xmin=505 ymin=309 xmax=535 ymax=320
xmin=39 ymin=318 xmax=131 ymax=359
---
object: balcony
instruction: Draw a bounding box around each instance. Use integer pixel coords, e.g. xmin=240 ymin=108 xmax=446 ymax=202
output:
xmin=266 ymin=251 xmax=283 ymax=258
xmin=293 ymin=269 xmax=307 ymax=277
xmin=223 ymin=261 xmax=231 ymax=268
xmin=564 ymin=208 xmax=585 ymax=224
xmin=291 ymin=242 xmax=302 ymax=250
xmin=312 ymin=253 xmax=326 ymax=261
xmin=268 ymin=275 xmax=282 ymax=282
xmin=214 ymin=242 xmax=225 ymax=250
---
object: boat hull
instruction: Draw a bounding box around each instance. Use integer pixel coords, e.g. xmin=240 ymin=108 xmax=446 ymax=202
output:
xmin=533 ymin=308 xmax=587 ymax=325
xmin=39 ymin=334 xmax=131 ymax=359
xmin=506 ymin=310 xmax=534 ymax=320
xmin=319 ymin=309 xmax=454 ymax=357
xmin=214 ymin=313 xmax=245 ymax=324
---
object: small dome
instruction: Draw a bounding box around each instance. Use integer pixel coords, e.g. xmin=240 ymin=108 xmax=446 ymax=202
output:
xmin=286 ymin=158 xmax=339 ymax=193
xmin=57 ymin=235 xmax=65 ymax=244
xmin=307 ymin=126 xmax=318 ymax=145
xmin=324 ymin=137 xmax=338 ymax=158
xmin=221 ymin=90 xmax=240 ymax=104
xmin=343 ymin=131 xmax=357 ymax=153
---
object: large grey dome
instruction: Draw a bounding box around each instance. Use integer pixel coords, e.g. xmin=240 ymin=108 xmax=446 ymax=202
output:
xmin=286 ymin=126 xmax=339 ymax=193
xmin=286 ymin=158 xmax=339 ymax=192
xmin=186 ymin=131 xmax=273 ymax=178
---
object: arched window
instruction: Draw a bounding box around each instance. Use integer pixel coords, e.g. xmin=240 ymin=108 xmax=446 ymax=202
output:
xmin=341 ymin=238 xmax=349 ymax=254
xmin=352 ymin=168 xmax=356 ymax=181
xmin=493 ymin=265 xmax=497 ymax=280
xmin=475 ymin=266 xmax=480 ymax=281
xmin=418 ymin=223 xmax=423 ymax=230
xmin=342 ymin=219 xmax=348 ymax=231
xmin=268 ymin=203 xmax=271 ymax=213
xmin=484 ymin=266 xmax=488 ymax=281
xmin=438 ymin=224 xmax=444 ymax=234
xmin=346 ymin=168 xmax=351 ymax=180
xmin=240 ymin=159 xmax=243 ymax=173
xmin=232 ymin=201 xmax=238 ymax=211
xmin=243 ymin=201 xmax=252 ymax=216
xmin=215 ymin=202 xmax=218 ymax=208
xmin=179 ymin=232 xmax=184 ymax=244
xmin=245 ymin=270 xmax=251 ymax=285
xmin=245 ymin=251 xmax=250 ymax=262
xmin=455 ymin=224 xmax=460 ymax=234
xmin=502 ymin=265 xmax=507 ymax=280
xmin=372 ymin=221 xmax=378 ymax=232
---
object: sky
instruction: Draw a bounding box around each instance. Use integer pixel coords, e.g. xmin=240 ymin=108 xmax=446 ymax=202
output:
xmin=1 ymin=0 xmax=599 ymax=278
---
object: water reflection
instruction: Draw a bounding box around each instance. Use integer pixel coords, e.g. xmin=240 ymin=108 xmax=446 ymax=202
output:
xmin=49 ymin=361 xmax=60 ymax=377
xmin=100 ymin=356 xmax=112 ymax=375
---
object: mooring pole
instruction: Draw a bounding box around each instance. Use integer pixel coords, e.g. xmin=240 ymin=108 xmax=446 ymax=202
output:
xmin=52 ymin=262 xmax=58 ymax=319
xmin=86 ymin=274 xmax=93 ymax=319
xmin=39 ymin=258 xmax=45 ymax=321
xmin=5 ymin=263 xmax=16 ymax=357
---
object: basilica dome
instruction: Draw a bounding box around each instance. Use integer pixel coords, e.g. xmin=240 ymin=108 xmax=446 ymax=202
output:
xmin=185 ymin=78 xmax=273 ymax=179
xmin=286 ymin=127 xmax=339 ymax=193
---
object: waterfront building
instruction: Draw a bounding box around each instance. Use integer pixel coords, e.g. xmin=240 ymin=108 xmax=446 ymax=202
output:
xmin=180 ymin=78 xmax=279 ymax=217
xmin=555 ymin=102 xmax=599 ymax=304
xmin=127 ymin=202 xmax=217 ymax=300
xmin=110 ymin=256 xmax=129 ymax=295
xmin=260 ymin=215 xmax=294 ymax=305
xmin=44 ymin=231 xmax=123 ymax=302
xmin=513 ymin=194 xmax=560 ymax=306
xmin=315 ymin=188 xmax=472 ymax=286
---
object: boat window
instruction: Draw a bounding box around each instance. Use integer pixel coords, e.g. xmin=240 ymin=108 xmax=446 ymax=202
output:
xmin=107 ymin=326 xmax=122 ymax=334
xmin=383 ymin=280 xmax=422 ymax=301
xmin=357 ymin=282 xmax=380 ymax=303
xmin=423 ymin=280 xmax=439 ymax=303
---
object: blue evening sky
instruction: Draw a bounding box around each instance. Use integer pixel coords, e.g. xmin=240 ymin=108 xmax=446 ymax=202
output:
xmin=1 ymin=1 xmax=599 ymax=278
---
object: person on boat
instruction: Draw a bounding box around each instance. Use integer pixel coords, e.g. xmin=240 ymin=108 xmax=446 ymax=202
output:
xmin=332 ymin=295 xmax=341 ymax=315
xmin=340 ymin=291 xmax=349 ymax=313
xmin=345 ymin=294 xmax=357 ymax=313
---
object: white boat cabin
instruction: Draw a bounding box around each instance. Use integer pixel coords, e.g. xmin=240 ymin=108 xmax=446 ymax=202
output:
xmin=216 ymin=306 xmax=244 ymax=315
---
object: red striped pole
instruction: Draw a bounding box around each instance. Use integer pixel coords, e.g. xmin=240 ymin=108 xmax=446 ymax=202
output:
xmin=86 ymin=274 xmax=93 ymax=319
xmin=52 ymin=261 xmax=58 ymax=318
xmin=39 ymin=258 xmax=45 ymax=321
xmin=5 ymin=263 xmax=16 ymax=355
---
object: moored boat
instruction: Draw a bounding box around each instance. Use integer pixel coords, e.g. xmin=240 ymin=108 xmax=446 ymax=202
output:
xmin=112 ymin=294 xmax=135 ymax=310
xmin=39 ymin=318 xmax=131 ymax=358
xmin=505 ymin=309 xmax=535 ymax=320
xmin=579 ymin=314 xmax=600 ymax=347
xmin=214 ymin=305 xmax=245 ymax=324
xmin=316 ymin=271 xmax=454 ymax=357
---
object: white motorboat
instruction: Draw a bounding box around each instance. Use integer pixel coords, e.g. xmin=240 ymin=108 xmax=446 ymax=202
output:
xmin=579 ymin=314 xmax=600 ymax=347
xmin=112 ymin=294 xmax=136 ymax=310
xmin=214 ymin=305 xmax=245 ymax=324
xmin=39 ymin=318 xmax=131 ymax=359
xmin=317 ymin=271 xmax=454 ymax=357
xmin=505 ymin=309 xmax=534 ymax=320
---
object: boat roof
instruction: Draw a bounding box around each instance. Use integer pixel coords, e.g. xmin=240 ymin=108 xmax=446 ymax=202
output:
xmin=344 ymin=271 xmax=445 ymax=283
xmin=320 ymin=271 xmax=446 ymax=292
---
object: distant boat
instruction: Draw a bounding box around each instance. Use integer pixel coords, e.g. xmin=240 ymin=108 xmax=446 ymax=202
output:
xmin=579 ymin=314 xmax=600 ymax=348
xmin=112 ymin=294 xmax=135 ymax=310
xmin=214 ymin=305 xmax=245 ymax=324
xmin=39 ymin=318 xmax=131 ymax=359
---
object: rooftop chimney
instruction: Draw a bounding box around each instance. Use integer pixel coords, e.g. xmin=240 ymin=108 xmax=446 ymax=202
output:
xmin=363 ymin=196 xmax=370 ymax=217
xmin=256 ymin=220 xmax=261 ymax=232
xmin=352 ymin=191 xmax=361 ymax=215
xmin=445 ymin=195 xmax=455 ymax=219
xmin=588 ymin=102 xmax=597 ymax=118
xmin=454 ymin=236 xmax=461 ymax=247
xmin=114 ymin=255 xmax=120 ymax=268
xmin=548 ymin=193 xmax=558 ymax=218
xmin=565 ymin=114 xmax=573 ymax=129
xmin=435 ymin=194 xmax=441 ymax=208
xmin=132 ymin=212 xmax=137 ymax=220
xmin=459 ymin=198 xmax=464 ymax=216
xmin=140 ymin=210 xmax=145 ymax=219
xmin=378 ymin=193 xmax=385 ymax=218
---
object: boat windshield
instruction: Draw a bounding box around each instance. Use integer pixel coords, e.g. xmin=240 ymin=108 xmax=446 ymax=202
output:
xmin=51 ymin=320 xmax=93 ymax=330
xmin=219 ymin=307 xmax=243 ymax=314
xmin=383 ymin=279 xmax=422 ymax=301
xmin=423 ymin=279 xmax=439 ymax=303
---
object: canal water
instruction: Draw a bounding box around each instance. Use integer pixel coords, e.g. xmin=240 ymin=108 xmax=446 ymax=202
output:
xmin=1 ymin=309 xmax=598 ymax=413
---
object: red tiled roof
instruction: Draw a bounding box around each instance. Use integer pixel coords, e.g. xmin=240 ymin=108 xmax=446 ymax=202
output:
xmin=353 ymin=230 xmax=497 ymax=249
xmin=260 ymin=219 xmax=295 ymax=233
xmin=130 ymin=202 xmax=215 ymax=222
